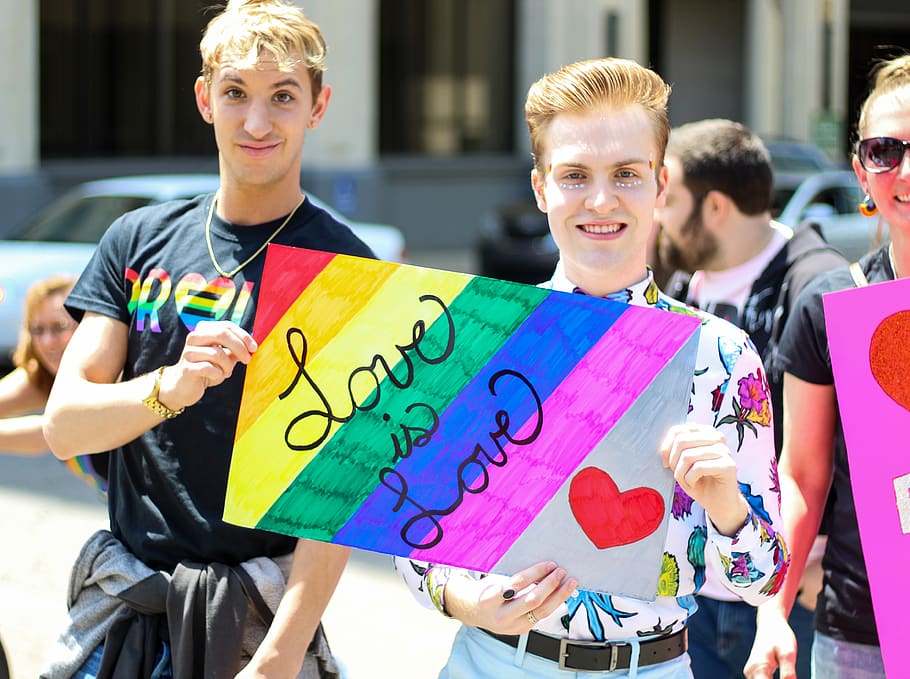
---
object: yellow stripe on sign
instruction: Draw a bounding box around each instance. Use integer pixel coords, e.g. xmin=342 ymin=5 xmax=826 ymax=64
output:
xmin=235 ymin=256 xmax=395 ymax=440
xmin=224 ymin=259 xmax=472 ymax=528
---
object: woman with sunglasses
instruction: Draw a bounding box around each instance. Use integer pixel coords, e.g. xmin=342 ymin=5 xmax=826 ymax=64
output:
xmin=745 ymin=54 xmax=910 ymax=679
xmin=0 ymin=274 xmax=108 ymax=491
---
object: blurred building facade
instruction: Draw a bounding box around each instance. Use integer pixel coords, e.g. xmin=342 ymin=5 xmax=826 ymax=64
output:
xmin=0 ymin=0 xmax=907 ymax=248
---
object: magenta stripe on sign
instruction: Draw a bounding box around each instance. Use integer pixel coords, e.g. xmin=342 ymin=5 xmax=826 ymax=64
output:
xmin=410 ymin=306 xmax=698 ymax=570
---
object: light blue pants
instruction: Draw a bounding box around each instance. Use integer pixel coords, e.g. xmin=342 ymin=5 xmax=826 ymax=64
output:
xmin=812 ymin=631 xmax=885 ymax=679
xmin=71 ymin=643 xmax=172 ymax=679
xmin=439 ymin=626 xmax=692 ymax=679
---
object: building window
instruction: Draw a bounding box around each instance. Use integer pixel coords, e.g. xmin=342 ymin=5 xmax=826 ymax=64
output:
xmin=379 ymin=0 xmax=516 ymax=156
xmin=40 ymin=0 xmax=216 ymax=158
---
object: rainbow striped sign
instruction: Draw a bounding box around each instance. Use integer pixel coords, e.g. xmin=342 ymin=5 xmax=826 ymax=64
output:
xmin=224 ymin=245 xmax=701 ymax=596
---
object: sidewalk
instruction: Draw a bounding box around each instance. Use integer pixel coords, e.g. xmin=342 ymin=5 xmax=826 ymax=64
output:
xmin=0 ymin=454 xmax=458 ymax=679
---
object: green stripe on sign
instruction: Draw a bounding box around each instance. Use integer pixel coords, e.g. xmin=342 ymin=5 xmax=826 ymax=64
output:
xmin=258 ymin=276 xmax=549 ymax=540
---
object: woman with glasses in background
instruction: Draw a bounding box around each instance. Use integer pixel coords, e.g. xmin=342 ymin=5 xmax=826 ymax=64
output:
xmin=746 ymin=53 xmax=910 ymax=679
xmin=0 ymin=274 xmax=78 ymax=453
xmin=0 ymin=274 xmax=107 ymax=491
xmin=0 ymin=274 xmax=105 ymax=679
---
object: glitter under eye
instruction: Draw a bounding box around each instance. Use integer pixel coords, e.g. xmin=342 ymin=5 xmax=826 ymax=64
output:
xmin=558 ymin=180 xmax=588 ymax=190
xmin=615 ymin=178 xmax=644 ymax=189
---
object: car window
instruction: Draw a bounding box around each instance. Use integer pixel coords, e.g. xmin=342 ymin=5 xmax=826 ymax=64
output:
xmin=770 ymin=188 xmax=794 ymax=218
xmin=765 ymin=141 xmax=836 ymax=173
xmin=16 ymin=195 xmax=152 ymax=243
xmin=833 ymin=184 xmax=863 ymax=214
xmin=770 ymin=156 xmax=829 ymax=173
xmin=798 ymin=185 xmax=863 ymax=221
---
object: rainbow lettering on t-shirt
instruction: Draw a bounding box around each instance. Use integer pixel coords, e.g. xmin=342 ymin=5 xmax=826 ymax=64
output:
xmin=125 ymin=267 xmax=255 ymax=332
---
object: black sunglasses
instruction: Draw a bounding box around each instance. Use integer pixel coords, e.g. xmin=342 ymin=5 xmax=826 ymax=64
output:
xmin=857 ymin=136 xmax=910 ymax=174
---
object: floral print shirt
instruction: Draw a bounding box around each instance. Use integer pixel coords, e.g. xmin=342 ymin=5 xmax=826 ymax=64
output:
xmin=396 ymin=264 xmax=788 ymax=643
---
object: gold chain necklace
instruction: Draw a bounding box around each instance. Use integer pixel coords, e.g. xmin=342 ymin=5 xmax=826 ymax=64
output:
xmin=204 ymin=191 xmax=305 ymax=278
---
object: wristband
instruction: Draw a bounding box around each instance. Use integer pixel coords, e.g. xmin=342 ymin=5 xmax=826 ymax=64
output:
xmin=426 ymin=566 xmax=454 ymax=618
xmin=142 ymin=366 xmax=185 ymax=419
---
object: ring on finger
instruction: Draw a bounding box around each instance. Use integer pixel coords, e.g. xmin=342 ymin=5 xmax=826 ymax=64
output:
xmin=526 ymin=610 xmax=538 ymax=625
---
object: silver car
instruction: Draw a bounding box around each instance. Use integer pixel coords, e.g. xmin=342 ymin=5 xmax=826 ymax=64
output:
xmin=773 ymin=169 xmax=887 ymax=262
xmin=0 ymin=174 xmax=407 ymax=364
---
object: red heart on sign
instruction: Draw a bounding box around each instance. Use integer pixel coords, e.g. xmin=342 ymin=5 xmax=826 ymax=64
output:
xmin=568 ymin=467 xmax=665 ymax=549
xmin=869 ymin=311 xmax=910 ymax=412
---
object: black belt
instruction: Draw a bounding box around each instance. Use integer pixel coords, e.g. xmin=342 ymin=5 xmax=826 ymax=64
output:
xmin=482 ymin=627 xmax=687 ymax=673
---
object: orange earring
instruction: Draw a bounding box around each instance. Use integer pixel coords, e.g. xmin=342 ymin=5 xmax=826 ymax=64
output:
xmin=859 ymin=194 xmax=877 ymax=217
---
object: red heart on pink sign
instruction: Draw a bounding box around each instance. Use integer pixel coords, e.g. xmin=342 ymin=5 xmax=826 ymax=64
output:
xmin=869 ymin=311 xmax=910 ymax=413
xmin=568 ymin=467 xmax=665 ymax=549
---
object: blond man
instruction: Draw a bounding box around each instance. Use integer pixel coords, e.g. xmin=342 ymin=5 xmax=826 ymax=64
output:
xmin=42 ymin=1 xmax=372 ymax=676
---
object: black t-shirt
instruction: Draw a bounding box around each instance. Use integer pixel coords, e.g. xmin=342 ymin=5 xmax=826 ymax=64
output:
xmin=777 ymin=244 xmax=894 ymax=645
xmin=67 ymin=194 xmax=375 ymax=571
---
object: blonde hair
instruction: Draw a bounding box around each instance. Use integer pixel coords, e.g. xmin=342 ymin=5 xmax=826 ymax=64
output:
xmin=856 ymin=53 xmax=910 ymax=141
xmin=200 ymin=0 xmax=327 ymax=97
xmin=12 ymin=274 xmax=77 ymax=395
xmin=525 ymin=57 xmax=672 ymax=174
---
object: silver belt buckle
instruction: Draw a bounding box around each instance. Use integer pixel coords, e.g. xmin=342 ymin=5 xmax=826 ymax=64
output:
xmin=557 ymin=638 xmax=620 ymax=672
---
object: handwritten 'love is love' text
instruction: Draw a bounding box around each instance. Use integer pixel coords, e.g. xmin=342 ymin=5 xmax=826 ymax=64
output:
xmin=276 ymin=293 xmax=544 ymax=550
xmin=278 ymin=294 xmax=455 ymax=453
xmin=379 ymin=368 xmax=543 ymax=549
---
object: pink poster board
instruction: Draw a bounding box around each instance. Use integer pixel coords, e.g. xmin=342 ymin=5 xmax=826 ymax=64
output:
xmin=824 ymin=276 xmax=910 ymax=678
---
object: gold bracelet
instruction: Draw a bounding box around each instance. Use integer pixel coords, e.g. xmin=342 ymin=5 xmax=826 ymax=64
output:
xmin=142 ymin=366 xmax=185 ymax=419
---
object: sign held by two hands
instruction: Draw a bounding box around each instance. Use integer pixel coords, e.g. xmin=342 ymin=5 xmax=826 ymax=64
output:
xmin=224 ymin=245 xmax=700 ymax=598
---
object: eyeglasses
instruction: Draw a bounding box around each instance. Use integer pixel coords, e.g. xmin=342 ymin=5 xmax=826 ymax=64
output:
xmin=857 ymin=136 xmax=910 ymax=174
xmin=28 ymin=321 xmax=76 ymax=338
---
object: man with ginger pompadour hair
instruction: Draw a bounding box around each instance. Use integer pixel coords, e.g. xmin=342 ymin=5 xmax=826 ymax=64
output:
xmin=395 ymin=58 xmax=789 ymax=679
